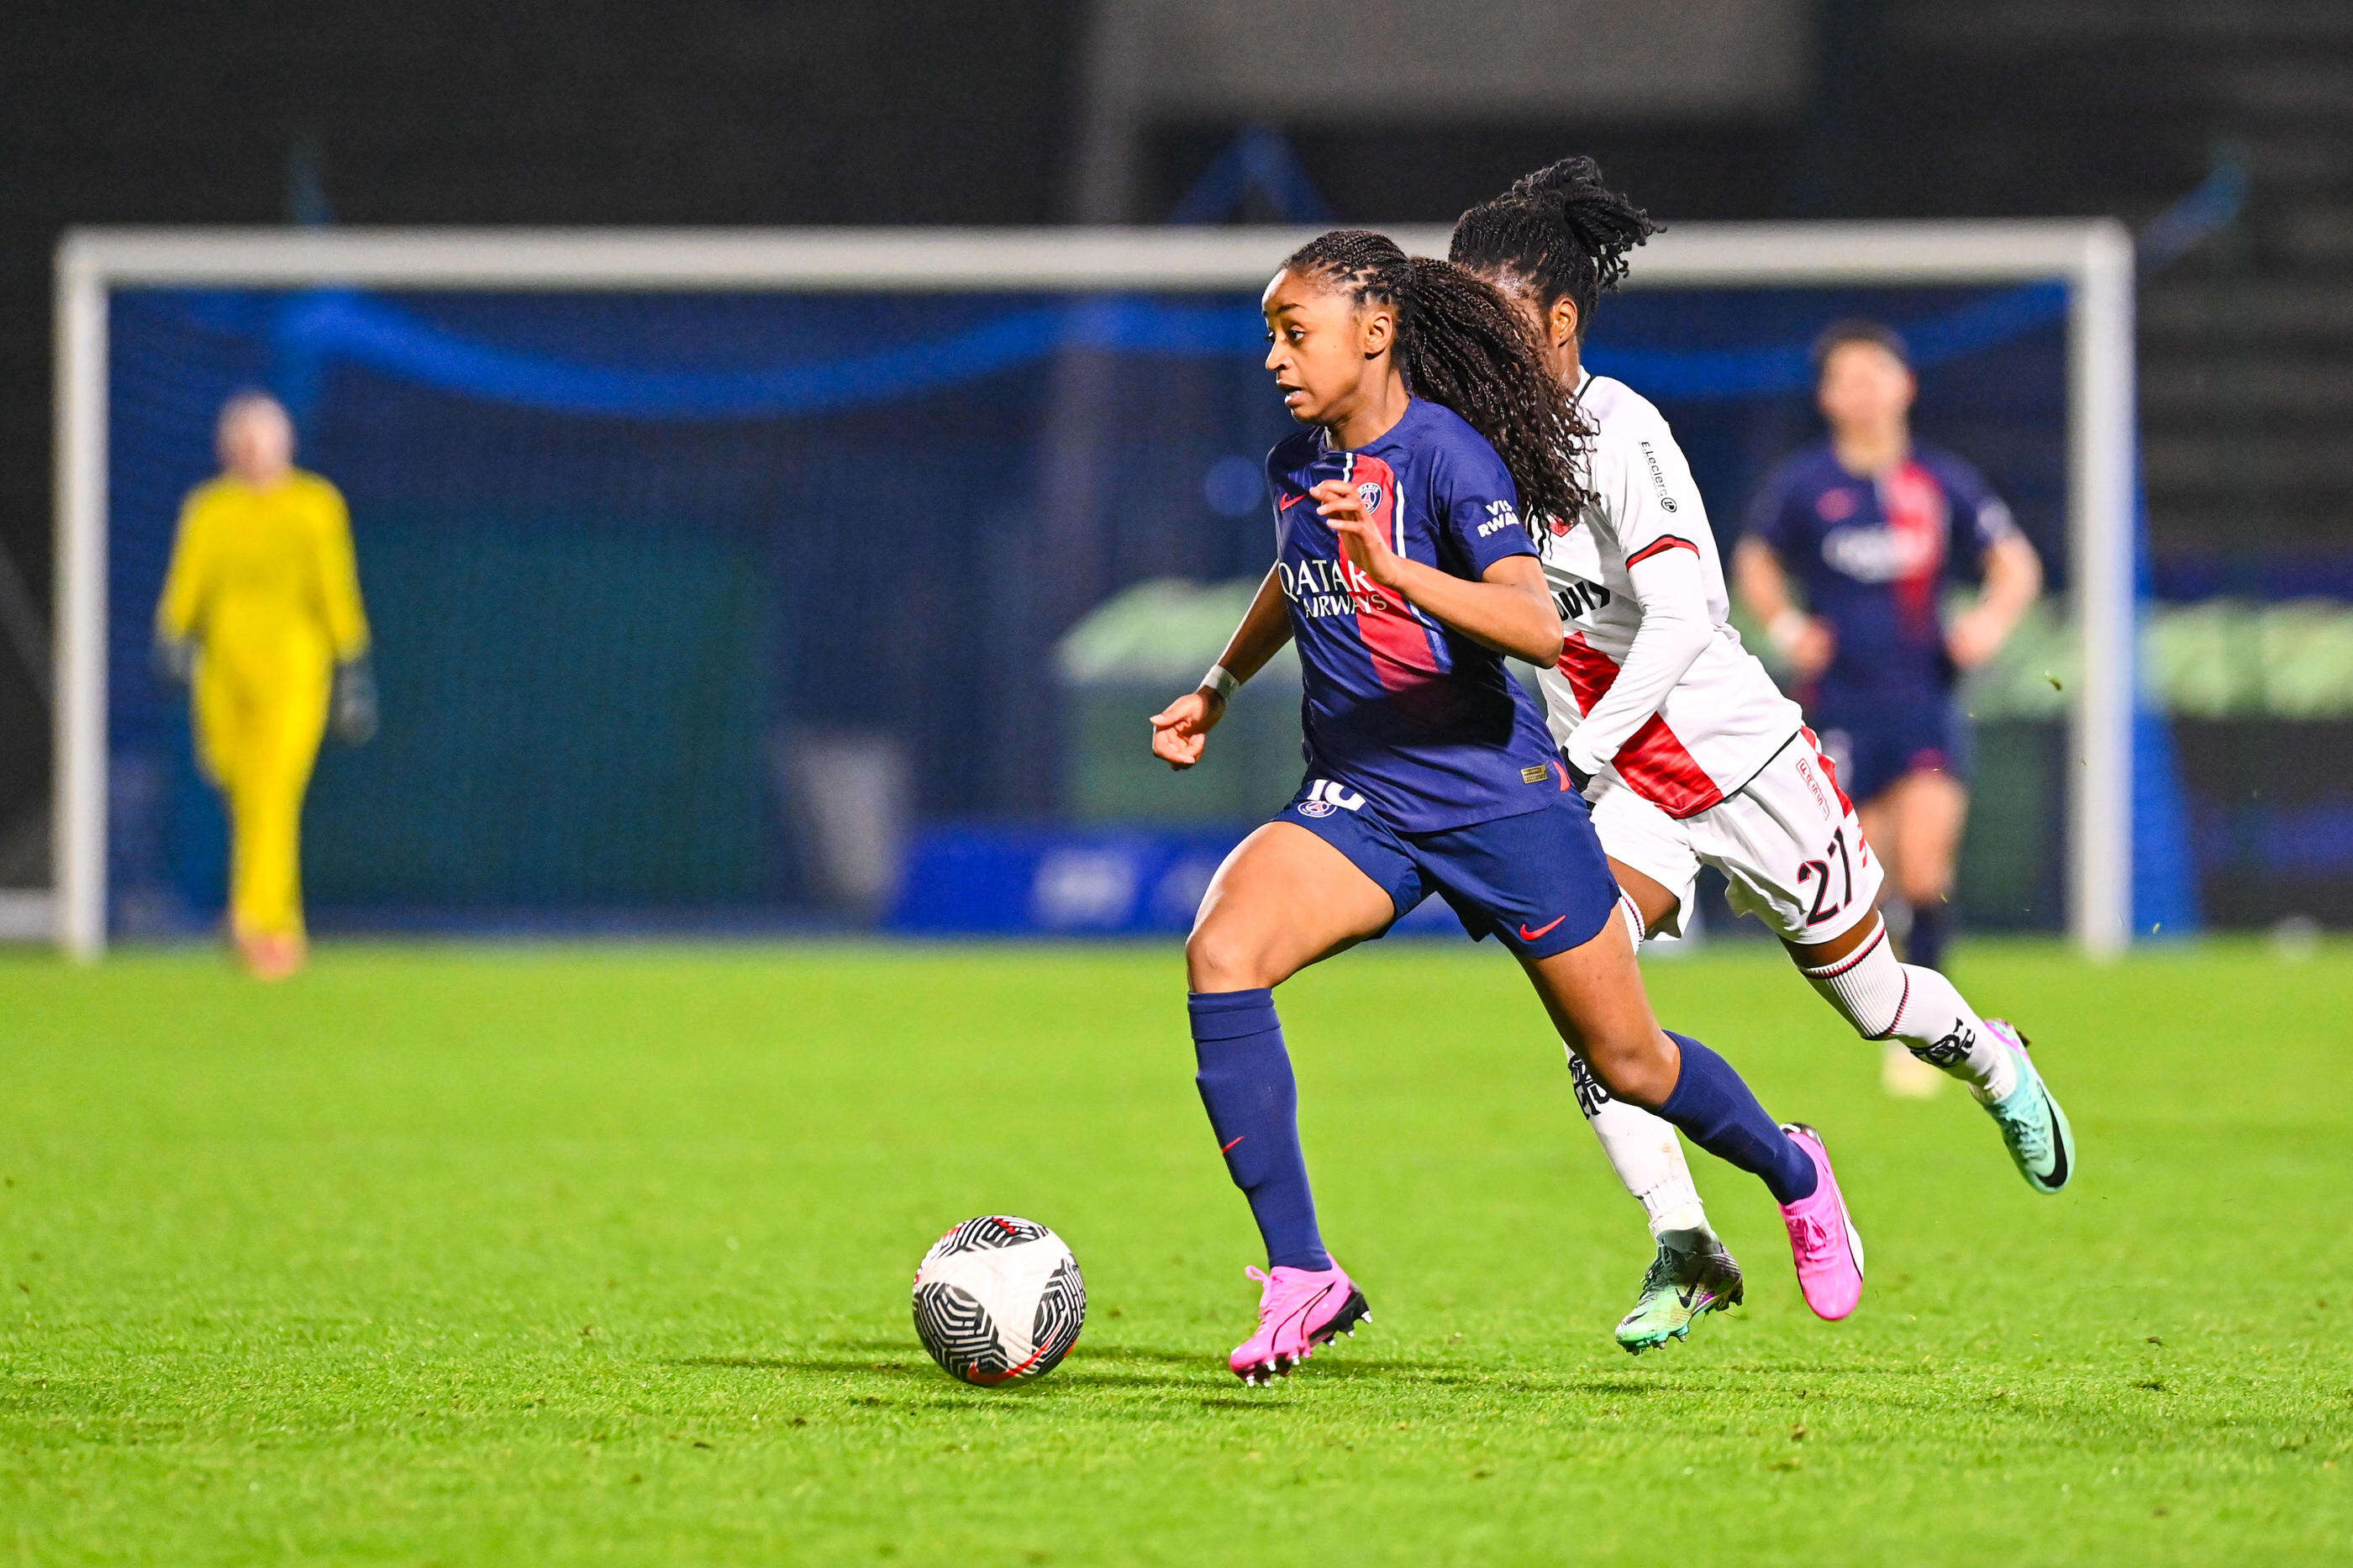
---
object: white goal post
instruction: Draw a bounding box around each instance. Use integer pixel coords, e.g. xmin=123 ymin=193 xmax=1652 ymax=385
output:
xmin=50 ymin=219 xmax=2136 ymax=958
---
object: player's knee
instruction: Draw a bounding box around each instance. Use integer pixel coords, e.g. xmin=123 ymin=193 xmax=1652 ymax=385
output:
xmin=1185 ymin=923 xmax=1271 ymax=993
xmin=1797 ymin=923 xmax=1907 ymax=1039
xmin=1578 ymin=1029 xmax=1678 ymax=1109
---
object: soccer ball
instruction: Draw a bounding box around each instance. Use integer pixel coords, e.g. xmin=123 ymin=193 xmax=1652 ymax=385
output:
xmin=911 ymin=1217 xmax=1086 ymax=1385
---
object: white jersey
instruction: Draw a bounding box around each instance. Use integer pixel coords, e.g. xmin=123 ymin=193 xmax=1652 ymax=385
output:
xmin=1537 ymin=373 xmax=1803 ymax=819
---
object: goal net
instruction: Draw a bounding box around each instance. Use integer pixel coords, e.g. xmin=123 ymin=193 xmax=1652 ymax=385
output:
xmin=50 ymin=224 xmax=2137 ymax=955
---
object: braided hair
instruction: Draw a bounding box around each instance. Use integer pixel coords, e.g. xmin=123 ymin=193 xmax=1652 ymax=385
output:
xmin=1281 ymin=228 xmax=1592 ymax=536
xmin=1447 ymin=155 xmax=1661 ymax=341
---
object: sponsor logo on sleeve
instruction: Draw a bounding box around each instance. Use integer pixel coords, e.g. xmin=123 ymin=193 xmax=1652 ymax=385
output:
xmin=1638 ymin=441 xmax=1679 ymax=513
xmin=1476 ymin=498 xmax=1523 ymax=538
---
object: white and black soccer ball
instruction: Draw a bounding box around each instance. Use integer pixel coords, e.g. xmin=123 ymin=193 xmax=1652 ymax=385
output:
xmin=911 ymin=1217 xmax=1085 ymax=1386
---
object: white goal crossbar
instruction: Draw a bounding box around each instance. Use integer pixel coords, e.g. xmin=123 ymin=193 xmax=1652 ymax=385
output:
xmin=51 ymin=220 xmax=2136 ymax=957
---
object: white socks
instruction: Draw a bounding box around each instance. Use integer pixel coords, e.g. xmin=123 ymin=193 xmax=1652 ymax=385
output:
xmin=1568 ymin=1055 xmax=1706 ymax=1239
xmin=1568 ymin=909 xmax=2019 ymax=1246
xmin=1798 ymin=919 xmax=2019 ymax=1102
xmin=1577 ymin=891 xmax=1711 ymax=1238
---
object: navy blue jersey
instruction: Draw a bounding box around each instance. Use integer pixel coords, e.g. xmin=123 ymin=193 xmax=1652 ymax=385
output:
xmin=1266 ymin=397 xmax=1565 ymax=833
xmin=1745 ymin=442 xmax=2019 ymax=702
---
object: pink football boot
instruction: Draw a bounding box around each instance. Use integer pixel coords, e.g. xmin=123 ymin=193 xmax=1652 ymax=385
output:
xmin=1778 ymin=1124 xmax=1866 ymax=1321
xmin=1229 ymin=1262 xmax=1369 ymax=1383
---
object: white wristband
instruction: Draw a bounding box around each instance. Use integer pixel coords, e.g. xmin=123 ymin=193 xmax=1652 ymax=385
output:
xmin=1203 ymin=665 xmax=1240 ymax=699
xmin=1766 ymin=610 xmax=1810 ymax=656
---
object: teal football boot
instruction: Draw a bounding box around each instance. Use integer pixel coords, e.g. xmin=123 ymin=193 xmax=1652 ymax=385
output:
xmin=1980 ymin=1019 xmax=2077 ymax=1194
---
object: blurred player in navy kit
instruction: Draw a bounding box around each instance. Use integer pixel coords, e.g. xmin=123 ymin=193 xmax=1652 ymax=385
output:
xmin=1736 ymin=322 xmax=2042 ymax=1095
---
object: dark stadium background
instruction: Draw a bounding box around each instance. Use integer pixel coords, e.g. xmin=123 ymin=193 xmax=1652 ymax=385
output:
xmin=5 ymin=0 xmax=2348 ymax=926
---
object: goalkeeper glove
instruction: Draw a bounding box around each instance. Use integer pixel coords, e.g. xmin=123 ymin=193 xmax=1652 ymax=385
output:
xmin=332 ymin=657 xmax=378 ymax=745
xmin=153 ymin=634 xmax=196 ymax=685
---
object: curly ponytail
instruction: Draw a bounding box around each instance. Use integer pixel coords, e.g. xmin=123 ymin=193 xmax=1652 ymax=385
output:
xmin=1447 ymin=155 xmax=1661 ymax=339
xmin=1282 ymin=229 xmax=1592 ymax=535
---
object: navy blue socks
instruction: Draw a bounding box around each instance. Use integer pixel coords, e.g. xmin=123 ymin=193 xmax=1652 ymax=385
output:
xmin=1192 ymin=993 xmax=1806 ymax=1248
xmin=1188 ymin=988 xmax=1332 ymax=1271
xmin=1908 ymin=902 xmax=1950 ymax=971
xmin=1656 ymin=1032 xmax=1819 ymax=1205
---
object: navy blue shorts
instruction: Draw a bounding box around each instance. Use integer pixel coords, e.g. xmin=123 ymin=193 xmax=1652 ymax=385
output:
xmin=1277 ymin=777 xmax=1619 ymax=960
xmin=1812 ymin=694 xmax=1975 ymax=806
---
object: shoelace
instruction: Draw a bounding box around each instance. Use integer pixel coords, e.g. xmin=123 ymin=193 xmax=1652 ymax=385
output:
xmin=1786 ymin=1211 xmax=1834 ymax=1263
xmin=1245 ymin=1265 xmax=1305 ymax=1317
xmin=1242 ymin=1265 xmax=1335 ymax=1344
xmin=1998 ymin=1094 xmax=2053 ymax=1165
xmin=1638 ymin=1249 xmax=1686 ymax=1296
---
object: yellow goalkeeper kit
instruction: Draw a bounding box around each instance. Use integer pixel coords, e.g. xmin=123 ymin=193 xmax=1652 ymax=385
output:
xmin=155 ymin=471 xmax=370 ymax=939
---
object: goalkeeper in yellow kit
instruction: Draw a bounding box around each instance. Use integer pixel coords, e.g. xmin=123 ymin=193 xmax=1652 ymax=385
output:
xmin=155 ymin=392 xmax=376 ymax=978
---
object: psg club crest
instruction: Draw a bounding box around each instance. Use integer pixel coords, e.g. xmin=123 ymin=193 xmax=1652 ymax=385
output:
xmin=1355 ymin=481 xmax=1384 ymax=515
xmin=1294 ymin=779 xmax=1366 ymax=819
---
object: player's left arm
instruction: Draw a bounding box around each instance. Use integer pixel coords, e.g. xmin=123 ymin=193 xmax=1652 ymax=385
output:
xmin=153 ymin=492 xmax=211 ymax=682
xmin=1944 ymin=474 xmax=2042 ymax=671
xmin=308 ymin=480 xmax=378 ymax=742
xmin=1556 ymin=429 xmax=1714 ymax=784
xmin=308 ymin=481 xmax=371 ymax=662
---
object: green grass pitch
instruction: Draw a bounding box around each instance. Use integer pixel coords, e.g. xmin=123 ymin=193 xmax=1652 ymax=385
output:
xmin=4 ymin=939 xmax=2350 ymax=1565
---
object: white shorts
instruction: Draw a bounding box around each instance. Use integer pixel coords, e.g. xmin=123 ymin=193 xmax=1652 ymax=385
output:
xmin=1588 ymin=730 xmax=1882 ymax=945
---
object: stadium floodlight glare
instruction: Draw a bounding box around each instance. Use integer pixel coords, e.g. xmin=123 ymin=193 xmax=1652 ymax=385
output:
xmin=51 ymin=220 xmax=2135 ymax=958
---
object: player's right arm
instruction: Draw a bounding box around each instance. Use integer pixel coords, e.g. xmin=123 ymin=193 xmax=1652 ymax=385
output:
xmin=153 ymin=487 xmax=213 ymax=681
xmin=1150 ymin=566 xmax=1292 ymax=771
xmin=1556 ymin=417 xmax=1714 ymax=784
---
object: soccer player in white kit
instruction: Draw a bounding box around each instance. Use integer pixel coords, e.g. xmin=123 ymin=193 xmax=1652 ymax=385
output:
xmin=1450 ymin=158 xmax=2078 ymax=1352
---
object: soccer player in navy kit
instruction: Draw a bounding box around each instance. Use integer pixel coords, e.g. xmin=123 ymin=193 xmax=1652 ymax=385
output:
xmin=1150 ymin=230 xmax=1864 ymax=1383
xmin=1737 ymin=323 xmax=2044 ymax=1092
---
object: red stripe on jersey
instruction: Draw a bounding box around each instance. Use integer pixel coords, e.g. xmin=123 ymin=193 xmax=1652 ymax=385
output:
xmin=1882 ymin=461 xmax=1947 ymax=640
xmin=1343 ymin=455 xmax=1451 ymax=716
xmin=1555 ymin=633 xmax=1725 ymax=818
xmin=1624 ymin=535 xmax=1701 ymax=568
